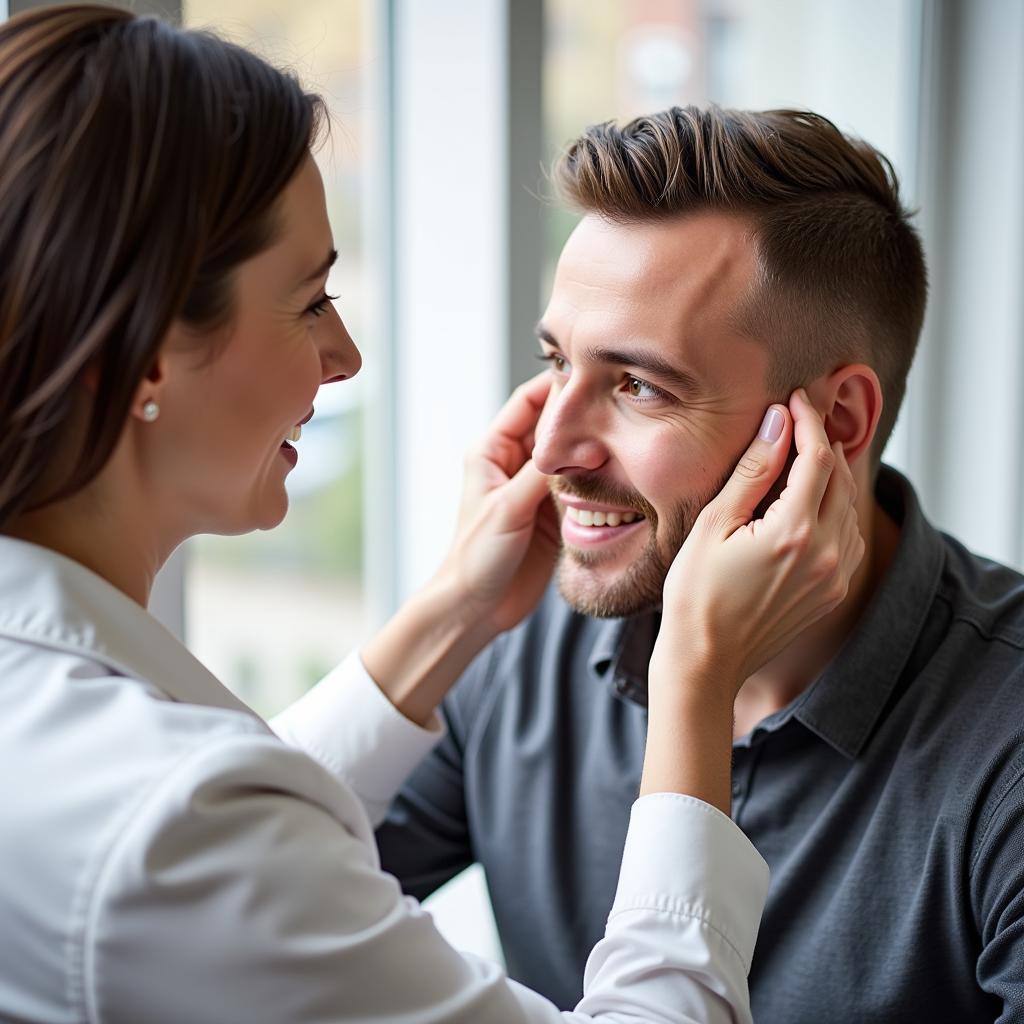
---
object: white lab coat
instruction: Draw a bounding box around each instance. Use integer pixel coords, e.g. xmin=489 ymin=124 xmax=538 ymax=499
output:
xmin=0 ymin=535 xmax=768 ymax=1023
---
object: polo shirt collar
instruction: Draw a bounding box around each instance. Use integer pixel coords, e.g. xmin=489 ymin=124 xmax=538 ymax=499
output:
xmin=587 ymin=465 xmax=946 ymax=758
xmin=588 ymin=606 xmax=658 ymax=705
xmin=0 ymin=535 xmax=256 ymax=717
xmin=788 ymin=466 xmax=944 ymax=758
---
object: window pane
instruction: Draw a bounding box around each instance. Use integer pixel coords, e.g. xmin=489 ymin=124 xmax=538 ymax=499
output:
xmin=182 ymin=0 xmax=374 ymax=718
xmin=544 ymin=0 xmax=919 ymax=284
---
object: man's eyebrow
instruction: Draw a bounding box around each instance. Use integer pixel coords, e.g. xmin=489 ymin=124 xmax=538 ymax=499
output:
xmin=535 ymin=322 xmax=559 ymax=347
xmin=297 ymin=248 xmax=338 ymax=288
xmin=534 ymin=323 xmax=701 ymax=398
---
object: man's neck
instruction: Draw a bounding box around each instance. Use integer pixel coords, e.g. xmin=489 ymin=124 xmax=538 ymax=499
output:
xmin=733 ymin=494 xmax=902 ymax=740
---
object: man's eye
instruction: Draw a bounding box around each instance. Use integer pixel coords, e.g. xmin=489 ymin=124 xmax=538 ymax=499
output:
xmin=626 ymin=376 xmax=664 ymax=401
xmin=536 ymin=352 xmax=568 ymax=373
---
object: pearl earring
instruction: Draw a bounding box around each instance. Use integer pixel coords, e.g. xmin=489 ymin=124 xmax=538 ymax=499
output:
xmin=142 ymin=400 xmax=160 ymax=423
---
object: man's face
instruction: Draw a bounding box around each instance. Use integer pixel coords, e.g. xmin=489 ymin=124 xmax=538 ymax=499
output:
xmin=533 ymin=211 xmax=774 ymax=617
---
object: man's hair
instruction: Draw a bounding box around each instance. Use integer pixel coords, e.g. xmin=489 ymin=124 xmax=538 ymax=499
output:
xmin=553 ymin=106 xmax=927 ymax=462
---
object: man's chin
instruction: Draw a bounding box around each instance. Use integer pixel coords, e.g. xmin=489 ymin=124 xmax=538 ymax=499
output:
xmin=556 ymin=552 xmax=666 ymax=619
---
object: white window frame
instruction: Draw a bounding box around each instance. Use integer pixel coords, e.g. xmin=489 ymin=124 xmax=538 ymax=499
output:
xmin=897 ymin=0 xmax=1024 ymax=568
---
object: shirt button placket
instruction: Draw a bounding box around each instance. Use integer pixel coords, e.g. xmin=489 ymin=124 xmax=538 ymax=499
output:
xmin=731 ymin=752 xmax=751 ymax=823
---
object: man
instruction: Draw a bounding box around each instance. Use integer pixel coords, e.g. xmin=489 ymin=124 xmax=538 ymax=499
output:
xmin=376 ymin=107 xmax=1024 ymax=1021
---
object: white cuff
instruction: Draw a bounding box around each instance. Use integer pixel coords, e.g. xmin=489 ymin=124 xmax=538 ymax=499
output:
xmin=611 ymin=793 xmax=770 ymax=973
xmin=270 ymin=651 xmax=444 ymax=826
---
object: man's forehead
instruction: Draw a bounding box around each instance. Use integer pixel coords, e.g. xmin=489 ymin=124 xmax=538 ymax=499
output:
xmin=551 ymin=211 xmax=757 ymax=331
xmin=557 ymin=209 xmax=757 ymax=299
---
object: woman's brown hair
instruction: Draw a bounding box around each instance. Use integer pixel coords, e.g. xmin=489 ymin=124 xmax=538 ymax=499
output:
xmin=0 ymin=4 xmax=326 ymax=529
xmin=553 ymin=106 xmax=928 ymax=462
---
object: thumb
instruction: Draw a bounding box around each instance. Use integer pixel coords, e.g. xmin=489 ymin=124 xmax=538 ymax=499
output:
xmin=701 ymin=405 xmax=792 ymax=538
xmin=498 ymin=458 xmax=552 ymax=532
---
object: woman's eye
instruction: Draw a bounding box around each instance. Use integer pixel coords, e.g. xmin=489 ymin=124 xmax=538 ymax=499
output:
xmin=536 ymin=351 xmax=568 ymax=373
xmin=626 ymin=376 xmax=663 ymax=401
xmin=307 ymin=292 xmax=340 ymax=318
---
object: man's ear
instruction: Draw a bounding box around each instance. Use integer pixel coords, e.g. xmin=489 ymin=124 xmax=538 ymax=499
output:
xmin=804 ymin=364 xmax=883 ymax=467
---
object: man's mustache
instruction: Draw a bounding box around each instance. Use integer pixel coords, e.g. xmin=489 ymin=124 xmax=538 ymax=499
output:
xmin=548 ymin=475 xmax=658 ymax=525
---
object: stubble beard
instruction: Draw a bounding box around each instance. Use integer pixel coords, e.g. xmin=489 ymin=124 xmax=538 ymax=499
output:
xmin=552 ymin=472 xmax=727 ymax=619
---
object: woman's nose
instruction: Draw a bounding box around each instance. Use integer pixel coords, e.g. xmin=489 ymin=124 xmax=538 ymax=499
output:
xmin=320 ymin=312 xmax=362 ymax=384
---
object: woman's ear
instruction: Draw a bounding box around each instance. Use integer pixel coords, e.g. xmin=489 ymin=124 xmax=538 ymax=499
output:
xmin=804 ymin=364 xmax=883 ymax=467
xmin=130 ymin=350 xmax=170 ymax=423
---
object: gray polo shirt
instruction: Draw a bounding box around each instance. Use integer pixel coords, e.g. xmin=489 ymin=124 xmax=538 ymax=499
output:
xmin=377 ymin=467 xmax=1024 ymax=1022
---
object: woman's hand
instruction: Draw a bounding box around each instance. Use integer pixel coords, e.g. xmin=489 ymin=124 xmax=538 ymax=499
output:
xmin=650 ymin=388 xmax=863 ymax=696
xmin=641 ymin=389 xmax=864 ymax=811
xmin=432 ymin=372 xmax=560 ymax=637
xmin=362 ymin=374 xmax=558 ymax=725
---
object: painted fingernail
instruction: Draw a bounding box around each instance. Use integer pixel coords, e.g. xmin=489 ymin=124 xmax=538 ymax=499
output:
xmin=759 ymin=408 xmax=784 ymax=443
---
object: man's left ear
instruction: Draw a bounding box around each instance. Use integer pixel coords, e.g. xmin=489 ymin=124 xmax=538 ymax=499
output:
xmin=805 ymin=364 xmax=883 ymax=467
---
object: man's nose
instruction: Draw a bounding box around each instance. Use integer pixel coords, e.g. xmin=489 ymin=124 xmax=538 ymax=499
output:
xmin=532 ymin=381 xmax=609 ymax=476
xmin=320 ymin=311 xmax=362 ymax=385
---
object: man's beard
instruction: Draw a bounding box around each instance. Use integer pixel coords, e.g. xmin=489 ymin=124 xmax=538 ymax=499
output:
xmin=550 ymin=470 xmax=729 ymax=619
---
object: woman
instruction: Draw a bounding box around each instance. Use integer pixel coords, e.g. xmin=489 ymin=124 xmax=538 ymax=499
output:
xmin=0 ymin=6 xmax=862 ymax=1023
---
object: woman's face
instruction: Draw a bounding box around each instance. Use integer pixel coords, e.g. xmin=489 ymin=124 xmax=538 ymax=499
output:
xmin=150 ymin=156 xmax=360 ymax=537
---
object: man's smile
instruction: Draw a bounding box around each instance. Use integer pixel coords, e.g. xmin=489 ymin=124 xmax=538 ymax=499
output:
xmin=556 ymin=495 xmax=649 ymax=549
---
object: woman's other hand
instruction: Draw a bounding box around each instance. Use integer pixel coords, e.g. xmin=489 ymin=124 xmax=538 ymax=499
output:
xmin=433 ymin=372 xmax=560 ymax=637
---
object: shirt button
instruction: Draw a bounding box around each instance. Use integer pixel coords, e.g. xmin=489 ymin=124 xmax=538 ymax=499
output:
xmin=731 ymin=780 xmax=743 ymax=798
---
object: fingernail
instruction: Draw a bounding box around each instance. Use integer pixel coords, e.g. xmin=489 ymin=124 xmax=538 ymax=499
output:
xmin=758 ymin=408 xmax=784 ymax=443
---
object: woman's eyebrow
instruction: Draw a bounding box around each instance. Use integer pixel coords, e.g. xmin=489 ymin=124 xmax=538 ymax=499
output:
xmin=296 ymin=248 xmax=338 ymax=288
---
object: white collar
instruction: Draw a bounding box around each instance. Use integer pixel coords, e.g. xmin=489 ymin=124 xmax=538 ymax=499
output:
xmin=0 ymin=535 xmax=256 ymax=717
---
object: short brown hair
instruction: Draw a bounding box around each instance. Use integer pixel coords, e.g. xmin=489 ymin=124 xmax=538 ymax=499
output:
xmin=0 ymin=4 xmax=326 ymax=529
xmin=553 ymin=106 xmax=927 ymax=461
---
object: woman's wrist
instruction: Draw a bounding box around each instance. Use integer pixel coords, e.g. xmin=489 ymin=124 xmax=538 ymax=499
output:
xmin=641 ymin=662 xmax=739 ymax=815
xmin=360 ymin=574 xmax=500 ymax=728
xmin=648 ymin=640 xmax=743 ymax=710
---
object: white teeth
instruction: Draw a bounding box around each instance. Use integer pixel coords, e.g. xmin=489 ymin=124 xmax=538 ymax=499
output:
xmin=566 ymin=506 xmax=644 ymax=527
xmin=286 ymin=424 xmax=302 ymax=443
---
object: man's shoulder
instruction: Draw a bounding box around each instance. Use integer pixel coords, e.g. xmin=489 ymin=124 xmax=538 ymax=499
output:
xmin=937 ymin=529 xmax=1024 ymax=652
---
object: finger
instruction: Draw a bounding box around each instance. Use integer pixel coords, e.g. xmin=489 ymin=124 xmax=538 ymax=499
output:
xmin=783 ymin=388 xmax=837 ymax=515
xmin=497 ymin=458 xmax=553 ymax=532
xmin=698 ymin=404 xmax=792 ymax=539
xmin=486 ymin=373 xmax=552 ymax=448
xmin=818 ymin=441 xmax=856 ymax=530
